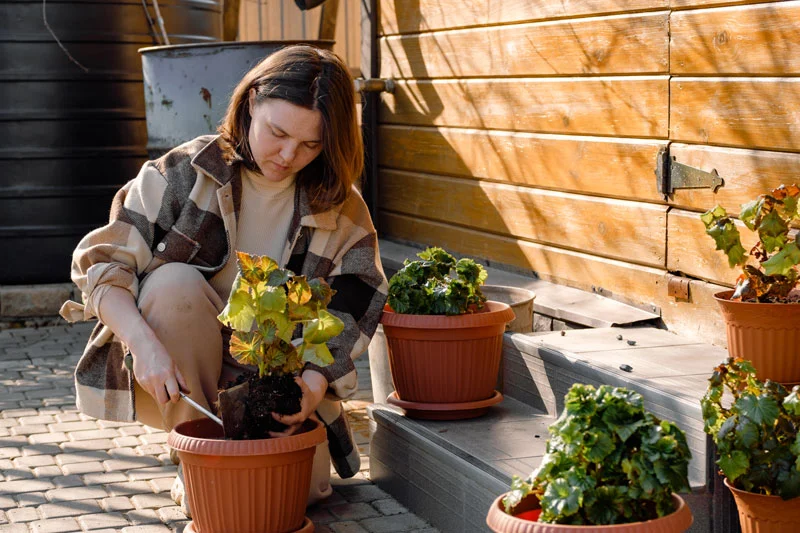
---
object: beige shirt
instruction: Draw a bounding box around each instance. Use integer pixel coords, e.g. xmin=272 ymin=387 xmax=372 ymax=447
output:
xmin=209 ymin=166 xmax=296 ymax=301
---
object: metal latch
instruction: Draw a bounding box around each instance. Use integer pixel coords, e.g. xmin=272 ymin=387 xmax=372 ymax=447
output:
xmin=655 ymin=147 xmax=724 ymax=198
xmin=667 ymin=274 xmax=691 ymax=301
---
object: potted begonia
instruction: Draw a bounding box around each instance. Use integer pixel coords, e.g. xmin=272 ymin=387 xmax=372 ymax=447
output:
xmin=380 ymin=247 xmax=514 ymax=419
xmin=486 ymin=384 xmax=693 ymax=532
xmin=168 ymin=252 xmax=343 ymax=533
xmin=700 ymin=184 xmax=800 ymax=383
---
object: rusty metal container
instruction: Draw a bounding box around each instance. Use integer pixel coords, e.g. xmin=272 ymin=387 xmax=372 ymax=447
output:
xmin=139 ymin=41 xmax=334 ymax=159
xmin=0 ymin=0 xmax=222 ymax=284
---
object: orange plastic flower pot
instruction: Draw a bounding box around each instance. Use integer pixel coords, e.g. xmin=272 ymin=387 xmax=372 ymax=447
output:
xmin=715 ymin=290 xmax=800 ymax=384
xmin=380 ymin=301 xmax=515 ymax=404
xmin=486 ymin=492 xmax=693 ymax=533
xmin=168 ymin=418 xmax=326 ymax=533
xmin=725 ymin=478 xmax=800 ymax=533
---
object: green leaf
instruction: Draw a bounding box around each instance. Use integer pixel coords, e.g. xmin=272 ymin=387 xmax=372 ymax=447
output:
xmin=541 ymin=478 xmax=582 ymax=518
xmin=733 ymin=418 xmax=760 ymax=449
xmin=762 ymin=242 xmax=800 ymax=277
xmin=308 ymin=278 xmax=334 ymax=308
xmin=217 ymin=287 xmax=256 ymax=332
xmin=301 ymin=342 xmax=335 ymax=367
xmin=502 ymin=476 xmax=533 ymax=513
xmin=734 ymin=394 xmax=780 ymax=426
xmin=303 ymin=310 xmax=345 ymax=344
xmin=229 ymin=331 xmax=262 ymax=367
xmin=783 ymin=389 xmax=800 ymax=416
xmin=757 ymin=210 xmax=790 ymax=252
xmin=584 ymin=431 xmax=615 ymax=463
xmin=258 ymin=285 xmax=287 ymax=313
xmin=718 ymin=450 xmax=750 ymax=482
xmin=739 ymin=199 xmax=762 ymax=231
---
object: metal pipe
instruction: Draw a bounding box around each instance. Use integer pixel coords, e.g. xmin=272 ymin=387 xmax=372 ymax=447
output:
xmin=354 ymin=78 xmax=394 ymax=94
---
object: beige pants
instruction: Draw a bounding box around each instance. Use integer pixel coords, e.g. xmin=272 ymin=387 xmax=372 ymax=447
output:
xmin=133 ymin=262 xmax=333 ymax=504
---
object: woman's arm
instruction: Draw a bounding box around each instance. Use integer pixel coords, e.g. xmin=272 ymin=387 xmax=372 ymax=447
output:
xmin=98 ymin=286 xmax=188 ymax=405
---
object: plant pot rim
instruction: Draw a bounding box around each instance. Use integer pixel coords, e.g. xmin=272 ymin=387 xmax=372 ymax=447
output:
xmin=167 ymin=417 xmax=326 ymax=457
xmin=381 ymin=300 xmax=515 ymax=329
xmin=714 ymin=290 xmax=800 ymax=305
xmin=486 ymin=492 xmax=692 ymax=532
xmin=723 ymin=477 xmax=800 ymax=502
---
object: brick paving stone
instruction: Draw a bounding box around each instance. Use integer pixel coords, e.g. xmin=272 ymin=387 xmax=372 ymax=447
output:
xmin=54 ymin=413 xmax=80 ymax=423
xmin=372 ymin=499 xmax=408 ymax=516
xmin=108 ymin=447 xmax=137 ymax=458
xmin=105 ymin=481 xmax=153 ymax=497
xmin=1 ymin=410 xmax=38 ymax=419
xmin=82 ymin=472 xmax=128 ymax=485
xmin=10 ymin=425 xmax=48 ymax=436
xmin=19 ymin=416 xmax=55 ymax=425
xmin=360 ymin=514 xmax=429 ymax=533
xmin=29 ymin=517 xmax=82 ymax=533
xmin=48 ymin=421 xmax=98 ymax=433
xmin=329 ymin=522 xmax=369 ymax=533
xmin=0 ymin=450 xmax=18 ymax=460
xmin=60 ymin=439 xmax=116 ymax=452
xmin=120 ymin=426 xmax=146 ymax=437
xmin=336 ymin=485 xmax=390 ymax=503
xmin=21 ymin=444 xmax=60 ymax=457
xmin=307 ymin=507 xmax=337 ymax=524
xmin=0 ymin=496 xmax=14 ymax=510
xmin=61 ymin=461 xmax=105 ymax=475
xmin=0 ymin=479 xmax=55 ymax=494
xmin=114 ymin=436 xmax=142 ymax=448
xmin=6 ymin=507 xmax=38 ymax=522
xmin=56 ymin=451 xmax=109 ymax=465
xmin=127 ymin=466 xmax=177 ymax=481
xmin=15 ymin=492 xmax=46 ymax=507
xmin=104 ymin=456 xmax=161 ymax=472
xmin=66 ymin=429 xmax=120 ymax=441
xmin=131 ymin=493 xmax=174 ymax=510
xmin=3 ymin=469 xmax=33 ymax=483
xmin=38 ymin=499 xmax=102 ymax=518
xmin=0 ymin=438 xmax=27 ymax=448
xmin=121 ymin=525 xmax=170 ymax=533
xmin=329 ymin=502 xmax=381 ymax=521
xmin=138 ymin=433 xmax=168 ymax=445
xmin=148 ymin=478 xmax=173 ymax=494
xmin=13 ymin=455 xmax=54 ymax=468
xmin=155 ymin=506 xmax=187 ymax=523
xmin=52 ymin=476 xmax=83 ymax=489
xmin=45 ymin=485 xmax=107 ymax=502
xmin=0 ymin=511 xmax=6 ymax=525
xmin=28 ymin=433 xmax=67 ymax=445
xmin=136 ymin=444 xmax=166 ymax=456
xmin=101 ymin=496 xmax=135 ymax=512
xmin=32 ymin=466 xmax=63 ymax=478
xmin=0 ymin=524 xmax=29 ymax=533
xmin=79 ymin=512 xmax=130 ymax=530
xmin=125 ymin=509 xmax=161 ymax=526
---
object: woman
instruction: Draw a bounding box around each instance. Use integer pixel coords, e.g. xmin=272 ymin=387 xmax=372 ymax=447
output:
xmin=60 ymin=45 xmax=388 ymax=510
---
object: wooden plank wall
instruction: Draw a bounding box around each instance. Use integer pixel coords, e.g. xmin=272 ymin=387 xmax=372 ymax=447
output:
xmin=238 ymin=0 xmax=361 ymax=73
xmin=376 ymin=0 xmax=800 ymax=345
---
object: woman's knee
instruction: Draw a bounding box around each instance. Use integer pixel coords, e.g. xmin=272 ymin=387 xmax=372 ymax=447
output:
xmin=138 ymin=263 xmax=220 ymax=322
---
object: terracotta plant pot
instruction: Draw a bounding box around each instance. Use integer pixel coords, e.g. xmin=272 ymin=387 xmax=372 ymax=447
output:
xmin=486 ymin=492 xmax=693 ymax=533
xmin=725 ymin=478 xmax=800 ymax=533
xmin=380 ymin=301 xmax=514 ymax=415
xmin=482 ymin=285 xmax=536 ymax=333
xmin=714 ymin=290 xmax=800 ymax=384
xmin=168 ymin=417 xmax=326 ymax=533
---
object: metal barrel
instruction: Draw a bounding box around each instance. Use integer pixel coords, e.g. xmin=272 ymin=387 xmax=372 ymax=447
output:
xmin=139 ymin=40 xmax=334 ymax=159
xmin=0 ymin=0 xmax=221 ymax=284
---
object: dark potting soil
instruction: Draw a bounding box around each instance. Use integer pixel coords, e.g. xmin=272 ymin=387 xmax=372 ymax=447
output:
xmin=223 ymin=372 xmax=302 ymax=440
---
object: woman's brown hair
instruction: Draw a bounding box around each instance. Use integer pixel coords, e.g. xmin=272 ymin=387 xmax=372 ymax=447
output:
xmin=218 ymin=45 xmax=362 ymax=212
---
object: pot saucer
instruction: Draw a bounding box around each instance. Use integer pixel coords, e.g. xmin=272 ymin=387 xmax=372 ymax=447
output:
xmin=185 ymin=516 xmax=314 ymax=532
xmin=387 ymin=390 xmax=503 ymax=420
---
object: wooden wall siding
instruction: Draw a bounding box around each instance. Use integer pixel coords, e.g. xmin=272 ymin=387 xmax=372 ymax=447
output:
xmin=379 ymin=0 xmax=668 ymax=35
xmin=381 ymin=78 xmax=669 ymax=138
xmin=670 ymin=0 xmax=779 ymax=9
xmin=381 ymin=211 xmax=730 ymax=346
xmin=668 ymin=144 xmax=800 ymax=213
xmin=671 ymin=2 xmax=800 ymax=75
xmin=667 ymin=209 xmax=755 ymax=284
xmin=379 ymin=126 xmax=666 ymax=202
xmin=380 ymin=13 xmax=669 ymax=79
xmin=238 ymin=0 xmax=361 ymax=71
xmin=670 ymin=78 xmax=800 ymax=152
xmin=379 ymin=170 xmax=668 ymax=266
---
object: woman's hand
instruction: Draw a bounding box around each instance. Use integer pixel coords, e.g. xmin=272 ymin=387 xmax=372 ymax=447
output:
xmin=129 ymin=332 xmax=189 ymax=405
xmin=270 ymin=369 xmax=327 ymax=437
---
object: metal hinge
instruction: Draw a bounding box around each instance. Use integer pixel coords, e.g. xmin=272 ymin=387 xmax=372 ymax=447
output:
xmin=655 ymin=147 xmax=724 ymax=199
xmin=354 ymin=78 xmax=395 ymax=93
xmin=666 ymin=274 xmax=691 ymax=301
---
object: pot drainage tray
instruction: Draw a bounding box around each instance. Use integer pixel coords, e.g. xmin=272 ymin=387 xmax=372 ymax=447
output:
xmin=387 ymin=390 xmax=503 ymax=420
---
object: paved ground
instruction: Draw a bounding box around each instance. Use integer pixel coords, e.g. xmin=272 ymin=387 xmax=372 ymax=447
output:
xmin=0 ymin=322 xmax=438 ymax=533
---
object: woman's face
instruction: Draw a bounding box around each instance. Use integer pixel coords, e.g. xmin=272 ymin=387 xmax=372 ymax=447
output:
xmin=247 ymin=93 xmax=324 ymax=182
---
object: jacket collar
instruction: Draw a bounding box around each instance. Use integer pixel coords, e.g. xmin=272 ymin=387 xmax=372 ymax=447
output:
xmin=192 ymin=136 xmax=339 ymax=231
xmin=191 ymin=135 xmax=237 ymax=186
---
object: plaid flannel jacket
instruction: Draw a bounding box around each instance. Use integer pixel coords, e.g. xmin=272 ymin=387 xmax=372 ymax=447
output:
xmin=60 ymin=135 xmax=388 ymax=478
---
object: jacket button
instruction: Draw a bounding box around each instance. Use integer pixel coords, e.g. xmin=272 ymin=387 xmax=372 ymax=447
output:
xmin=156 ymin=242 xmax=166 ymax=252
